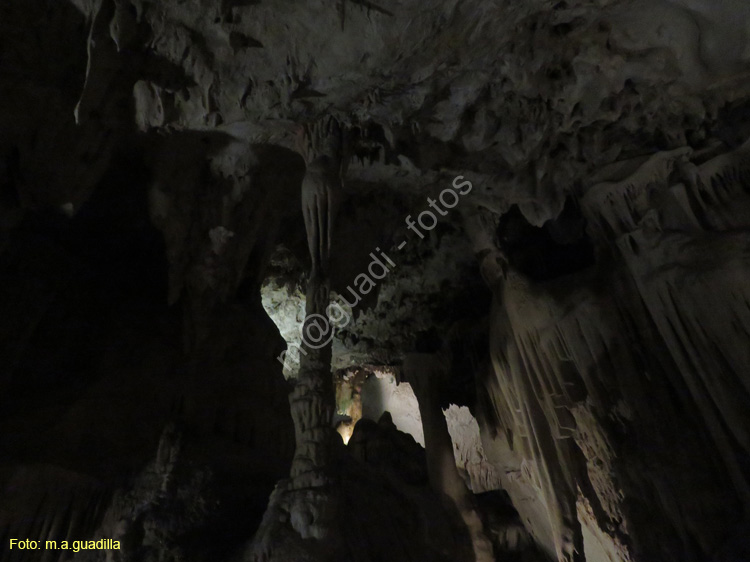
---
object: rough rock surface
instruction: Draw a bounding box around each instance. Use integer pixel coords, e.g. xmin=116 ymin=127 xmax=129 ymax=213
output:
xmin=2 ymin=0 xmax=750 ymax=561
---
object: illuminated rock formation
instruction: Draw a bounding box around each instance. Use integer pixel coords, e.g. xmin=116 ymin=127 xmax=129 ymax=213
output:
xmin=2 ymin=0 xmax=750 ymax=561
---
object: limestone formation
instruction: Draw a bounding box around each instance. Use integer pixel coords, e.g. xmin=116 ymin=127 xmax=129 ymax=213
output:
xmin=2 ymin=0 xmax=750 ymax=561
xmin=404 ymin=353 xmax=496 ymax=562
xmin=298 ymin=117 xmax=347 ymax=290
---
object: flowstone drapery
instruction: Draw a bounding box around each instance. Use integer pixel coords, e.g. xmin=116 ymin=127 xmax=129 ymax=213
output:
xmin=4 ymin=1 xmax=750 ymax=560
xmin=462 ymin=208 xmax=591 ymax=562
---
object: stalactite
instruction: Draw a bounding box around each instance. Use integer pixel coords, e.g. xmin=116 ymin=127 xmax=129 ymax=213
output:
xmin=581 ymin=147 xmax=691 ymax=247
xmin=246 ymin=117 xmax=344 ymax=561
xmin=5 ymin=2 xmax=750 ymax=560
xmin=464 ymin=207 xmax=626 ymax=562
xmin=462 ymin=137 xmax=750 ymax=561
xmin=617 ymin=229 xmax=750 ymax=502
xmin=680 ymin=139 xmax=750 ymax=230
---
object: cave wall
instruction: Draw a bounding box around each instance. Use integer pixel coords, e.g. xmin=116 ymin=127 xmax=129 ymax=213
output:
xmin=478 ymin=143 xmax=750 ymax=561
xmin=2 ymin=0 xmax=750 ymax=561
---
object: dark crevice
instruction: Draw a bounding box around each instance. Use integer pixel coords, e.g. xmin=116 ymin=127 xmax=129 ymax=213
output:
xmin=496 ymin=198 xmax=595 ymax=281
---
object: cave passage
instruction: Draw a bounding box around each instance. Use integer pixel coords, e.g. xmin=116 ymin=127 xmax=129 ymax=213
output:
xmin=2 ymin=1 xmax=750 ymax=562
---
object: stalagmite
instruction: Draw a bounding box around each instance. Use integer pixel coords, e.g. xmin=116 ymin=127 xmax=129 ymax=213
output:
xmin=245 ymin=118 xmax=346 ymax=561
xmin=289 ymin=116 xmax=347 ymax=477
xmin=403 ymin=353 xmax=495 ymax=562
xmin=5 ymin=2 xmax=750 ymax=561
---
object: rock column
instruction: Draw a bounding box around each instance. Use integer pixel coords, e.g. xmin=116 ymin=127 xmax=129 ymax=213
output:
xmin=404 ymin=353 xmax=495 ymax=562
